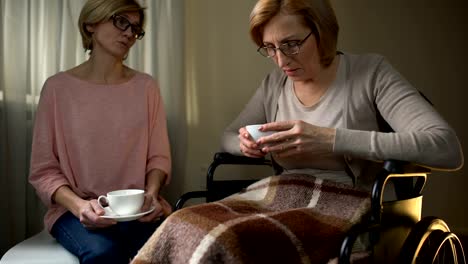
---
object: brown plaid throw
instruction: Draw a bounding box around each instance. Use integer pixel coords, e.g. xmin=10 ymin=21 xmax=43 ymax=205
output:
xmin=132 ymin=174 xmax=371 ymax=264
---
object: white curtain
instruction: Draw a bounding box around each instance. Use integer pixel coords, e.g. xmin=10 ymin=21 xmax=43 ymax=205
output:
xmin=0 ymin=0 xmax=185 ymax=255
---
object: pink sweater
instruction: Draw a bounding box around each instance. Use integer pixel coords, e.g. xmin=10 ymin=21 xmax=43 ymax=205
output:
xmin=29 ymin=72 xmax=171 ymax=232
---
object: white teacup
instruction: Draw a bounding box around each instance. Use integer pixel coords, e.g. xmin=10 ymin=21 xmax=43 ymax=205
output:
xmin=245 ymin=124 xmax=276 ymax=141
xmin=98 ymin=189 xmax=144 ymax=216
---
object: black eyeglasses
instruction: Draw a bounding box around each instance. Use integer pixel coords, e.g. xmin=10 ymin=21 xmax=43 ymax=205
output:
xmin=257 ymin=31 xmax=313 ymax=58
xmin=111 ymin=14 xmax=145 ymax=40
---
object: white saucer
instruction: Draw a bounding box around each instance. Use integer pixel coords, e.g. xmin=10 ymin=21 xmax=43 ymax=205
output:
xmin=101 ymin=206 xmax=155 ymax=222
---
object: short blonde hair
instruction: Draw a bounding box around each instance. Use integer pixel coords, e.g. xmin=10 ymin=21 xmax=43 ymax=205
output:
xmin=250 ymin=0 xmax=339 ymax=67
xmin=78 ymin=0 xmax=146 ymax=52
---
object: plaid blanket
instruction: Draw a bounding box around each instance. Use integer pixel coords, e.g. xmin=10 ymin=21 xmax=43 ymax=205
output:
xmin=132 ymin=174 xmax=371 ymax=264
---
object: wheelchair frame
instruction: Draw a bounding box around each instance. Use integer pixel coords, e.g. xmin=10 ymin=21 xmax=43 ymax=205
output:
xmin=175 ymin=152 xmax=466 ymax=264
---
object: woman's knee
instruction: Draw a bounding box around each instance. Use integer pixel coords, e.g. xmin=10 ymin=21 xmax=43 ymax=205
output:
xmin=81 ymin=241 xmax=125 ymax=264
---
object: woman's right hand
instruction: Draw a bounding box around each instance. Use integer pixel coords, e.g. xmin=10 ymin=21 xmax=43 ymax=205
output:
xmin=238 ymin=127 xmax=266 ymax=158
xmin=54 ymin=186 xmax=117 ymax=229
xmin=75 ymin=199 xmax=117 ymax=229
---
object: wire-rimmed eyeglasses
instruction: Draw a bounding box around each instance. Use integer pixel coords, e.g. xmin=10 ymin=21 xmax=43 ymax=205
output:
xmin=111 ymin=14 xmax=145 ymax=40
xmin=257 ymin=31 xmax=313 ymax=58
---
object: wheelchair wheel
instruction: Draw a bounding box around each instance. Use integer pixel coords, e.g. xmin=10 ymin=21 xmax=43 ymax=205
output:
xmin=400 ymin=216 xmax=466 ymax=264
xmin=417 ymin=229 xmax=465 ymax=263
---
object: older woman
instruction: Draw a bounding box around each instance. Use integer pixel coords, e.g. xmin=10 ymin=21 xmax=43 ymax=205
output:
xmin=29 ymin=0 xmax=171 ymax=263
xmin=222 ymin=0 xmax=463 ymax=187
xmin=132 ymin=0 xmax=463 ymax=263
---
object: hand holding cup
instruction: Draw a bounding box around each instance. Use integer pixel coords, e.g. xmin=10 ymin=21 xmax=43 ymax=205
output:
xmin=245 ymin=124 xmax=276 ymax=141
xmin=239 ymin=124 xmax=277 ymax=158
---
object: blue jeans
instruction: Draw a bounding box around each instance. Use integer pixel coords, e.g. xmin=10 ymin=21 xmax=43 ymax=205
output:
xmin=51 ymin=211 xmax=160 ymax=264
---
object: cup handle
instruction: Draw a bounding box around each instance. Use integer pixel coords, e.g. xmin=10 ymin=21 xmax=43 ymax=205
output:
xmin=97 ymin=195 xmax=108 ymax=210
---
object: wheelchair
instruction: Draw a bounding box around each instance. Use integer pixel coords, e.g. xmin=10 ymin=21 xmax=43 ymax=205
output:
xmin=175 ymin=152 xmax=466 ymax=264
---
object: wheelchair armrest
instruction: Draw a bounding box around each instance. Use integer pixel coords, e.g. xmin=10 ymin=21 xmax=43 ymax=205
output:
xmin=207 ymin=152 xmax=276 ymax=190
xmin=371 ymin=160 xmax=430 ymax=223
xmin=211 ymin=152 xmax=272 ymax=166
xmin=340 ymin=160 xmax=431 ymax=263
xmin=381 ymin=160 xmax=431 ymax=174
xmin=174 ymin=191 xmax=208 ymax=211
xmin=174 ymin=152 xmax=275 ymax=211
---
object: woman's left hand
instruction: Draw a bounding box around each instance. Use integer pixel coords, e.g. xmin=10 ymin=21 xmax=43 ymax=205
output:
xmin=138 ymin=194 xmax=172 ymax=222
xmin=139 ymin=169 xmax=171 ymax=222
xmin=257 ymin=120 xmax=336 ymax=158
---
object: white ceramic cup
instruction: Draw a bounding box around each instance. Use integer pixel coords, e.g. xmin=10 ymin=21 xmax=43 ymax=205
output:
xmin=97 ymin=189 xmax=144 ymax=216
xmin=245 ymin=124 xmax=276 ymax=141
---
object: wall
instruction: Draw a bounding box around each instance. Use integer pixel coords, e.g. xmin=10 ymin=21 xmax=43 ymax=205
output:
xmin=182 ymin=0 xmax=468 ymax=234
xmin=182 ymin=0 xmax=272 ymax=195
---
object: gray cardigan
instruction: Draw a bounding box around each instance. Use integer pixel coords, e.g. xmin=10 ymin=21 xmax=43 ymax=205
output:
xmin=221 ymin=53 xmax=463 ymax=188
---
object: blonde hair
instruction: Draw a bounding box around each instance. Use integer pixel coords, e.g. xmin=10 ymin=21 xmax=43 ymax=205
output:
xmin=78 ymin=0 xmax=146 ymax=52
xmin=250 ymin=0 xmax=339 ymax=66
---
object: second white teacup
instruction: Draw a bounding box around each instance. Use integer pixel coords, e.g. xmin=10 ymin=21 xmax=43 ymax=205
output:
xmin=245 ymin=124 xmax=276 ymax=141
xmin=98 ymin=189 xmax=144 ymax=216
